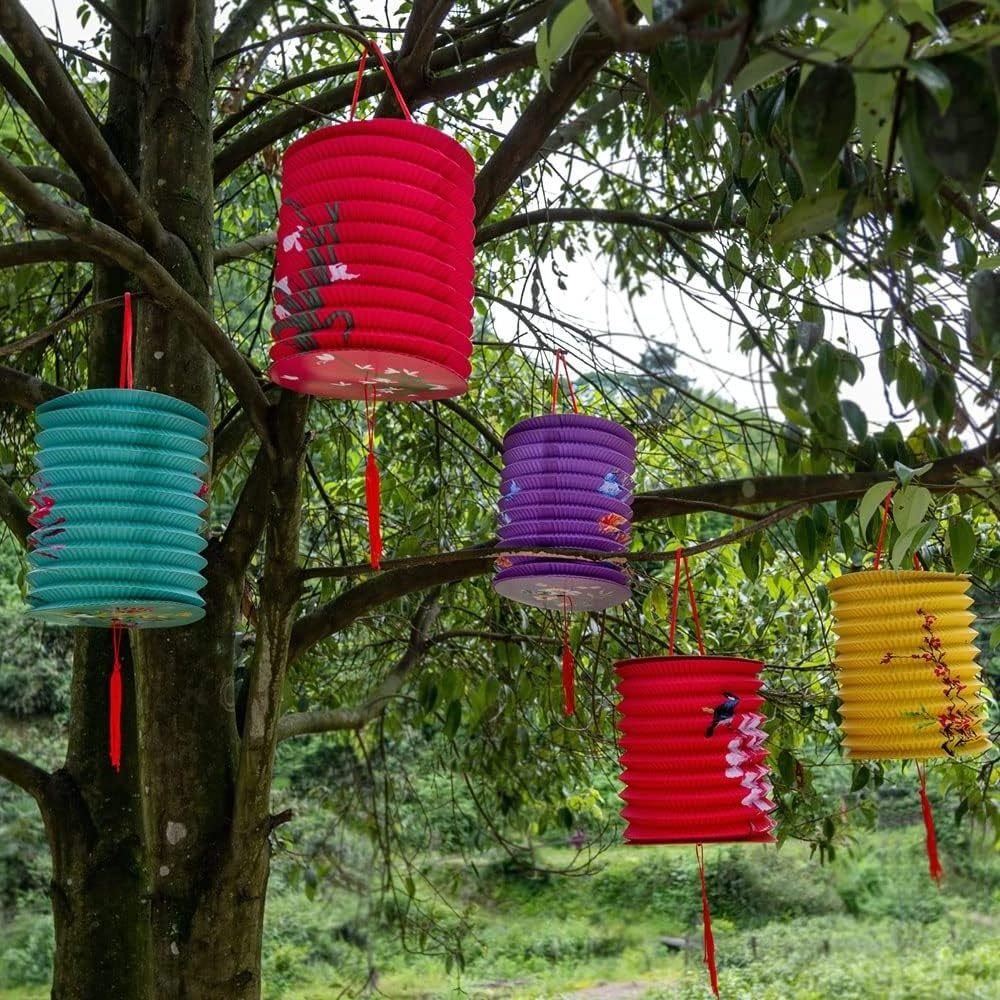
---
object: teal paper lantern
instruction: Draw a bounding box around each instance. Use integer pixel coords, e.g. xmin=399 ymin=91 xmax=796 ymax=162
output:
xmin=26 ymin=389 xmax=209 ymax=628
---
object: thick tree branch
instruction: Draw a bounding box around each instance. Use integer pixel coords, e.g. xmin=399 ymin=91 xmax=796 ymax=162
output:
xmin=0 ymin=747 xmax=51 ymax=807
xmin=277 ymin=593 xmax=441 ymax=740
xmin=0 ymin=0 xmax=169 ymax=252
xmin=214 ymin=1 xmax=549 ymax=182
xmin=0 ymin=480 xmax=30 ymax=548
xmin=0 ymin=155 xmax=274 ymax=448
xmin=288 ymin=437 xmax=999 ymax=659
xmin=214 ymin=231 xmax=276 ymax=265
xmin=375 ymin=0 xmax=454 ymax=116
xmin=586 ymin=0 xmax=742 ymax=50
xmin=0 ymin=52 xmax=76 ymax=173
xmin=232 ymin=393 xmax=309 ymax=839
xmin=18 ymin=165 xmax=86 ymax=202
xmin=0 ymin=238 xmax=110 ymax=269
xmin=631 ymin=440 xmax=999 ymax=519
xmin=473 ymin=37 xmax=615 ymax=224
xmin=210 ymin=441 xmax=275 ymax=588
xmin=0 ymin=293 xmax=123 ymax=359
xmin=289 ymin=548 xmax=490 ymax=662
xmin=83 ymin=1 xmax=133 ymax=38
xmin=0 ymin=364 xmax=66 ymax=408
xmin=476 ymin=207 xmax=721 ymax=245
xmin=213 ymin=0 xmax=275 ymax=81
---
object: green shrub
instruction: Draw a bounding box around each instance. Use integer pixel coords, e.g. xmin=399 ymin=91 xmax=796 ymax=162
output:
xmin=0 ymin=909 xmax=53 ymax=988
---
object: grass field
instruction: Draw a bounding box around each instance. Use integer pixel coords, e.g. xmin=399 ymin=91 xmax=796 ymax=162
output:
xmin=3 ymin=826 xmax=999 ymax=998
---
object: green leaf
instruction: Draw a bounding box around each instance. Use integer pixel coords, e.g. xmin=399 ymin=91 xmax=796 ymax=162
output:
xmin=536 ymin=0 xmax=591 ymax=86
xmin=952 ymin=239 xmax=976 ymax=276
xmin=795 ymin=514 xmax=819 ymax=565
xmin=891 ymin=484 xmax=931 ymax=533
xmin=899 ymin=95 xmax=942 ymax=212
xmin=650 ymin=37 xmax=715 ymax=109
xmin=989 ymin=624 xmax=1000 ymax=650
xmin=893 ymin=460 xmax=933 ymax=486
xmin=840 ymin=400 xmax=868 ymax=442
xmin=771 ymin=191 xmax=872 ymax=244
xmin=443 ymin=699 xmax=462 ymax=739
xmin=777 ymin=748 xmax=796 ymax=785
xmin=731 ymin=51 xmax=794 ymax=98
xmin=967 ymin=270 xmax=1000 ymax=370
xmin=948 ymin=517 xmax=976 ymax=574
xmin=790 ymin=64 xmax=856 ymax=188
xmin=850 ymin=765 xmax=870 ymax=792
xmin=858 ymin=480 xmax=894 ymax=532
xmin=648 ymin=583 xmax=670 ymax=619
xmin=757 ymin=0 xmax=812 ymax=40
xmin=738 ymin=540 xmax=761 ymax=581
xmin=907 ymin=58 xmax=952 ymax=114
xmin=915 ymin=53 xmax=999 ymax=184
xmin=890 ymin=520 xmax=936 ymax=568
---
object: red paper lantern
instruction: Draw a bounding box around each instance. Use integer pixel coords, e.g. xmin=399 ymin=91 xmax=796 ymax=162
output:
xmin=615 ymin=655 xmax=775 ymax=844
xmin=268 ymin=43 xmax=477 ymax=569
xmin=268 ymin=47 xmax=475 ymax=402
xmin=613 ymin=553 xmax=775 ymax=998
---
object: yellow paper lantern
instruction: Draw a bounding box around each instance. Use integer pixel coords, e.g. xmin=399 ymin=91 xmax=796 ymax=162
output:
xmin=828 ymin=570 xmax=992 ymax=760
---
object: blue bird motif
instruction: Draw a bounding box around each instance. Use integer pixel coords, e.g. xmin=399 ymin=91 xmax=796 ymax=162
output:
xmin=704 ymin=692 xmax=740 ymax=737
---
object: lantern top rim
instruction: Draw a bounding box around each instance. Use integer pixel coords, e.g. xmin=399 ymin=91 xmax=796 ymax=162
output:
xmin=615 ymin=654 xmax=765 ymax=672
xmin=828 ymin=569 xmax=970 ymax=592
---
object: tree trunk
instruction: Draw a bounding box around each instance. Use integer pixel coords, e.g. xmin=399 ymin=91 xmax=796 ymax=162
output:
xmin=44 ymin=2 xmax=293 ymax=996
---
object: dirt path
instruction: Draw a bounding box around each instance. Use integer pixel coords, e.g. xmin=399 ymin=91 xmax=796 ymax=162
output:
xmin=564 ymin=980 xmax=669 ymax=999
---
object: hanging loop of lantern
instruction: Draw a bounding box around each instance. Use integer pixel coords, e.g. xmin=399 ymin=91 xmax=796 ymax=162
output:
xmin=828 ymin=490 xmax=993 ymax=883
xmin=269 ymin=39 xmax=476 ymax=571
xmin=25 ymin=293 xmax=210 ymax=768
xmin=615 ymin=552 xmax=775 ymax=998
xmin=493 ymin=352 xmax=635 ymax=714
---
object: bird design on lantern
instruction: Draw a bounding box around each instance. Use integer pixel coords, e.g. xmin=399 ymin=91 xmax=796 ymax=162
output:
xmin=704 ymin=692 xmax=741 ymax=737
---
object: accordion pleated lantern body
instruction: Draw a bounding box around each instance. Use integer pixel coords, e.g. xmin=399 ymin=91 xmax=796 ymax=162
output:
xmin=493 ymin=413 xmax=635 ymax=611
xmin=270 ymin=119 xmax=476 ymax=400
xmin=829 ymin=571 xmax=993 ymax=760
xmin=26 ymin=389 xmax=209 ymax=628
xmin=615 ymin=656 xmax=776 ymax=844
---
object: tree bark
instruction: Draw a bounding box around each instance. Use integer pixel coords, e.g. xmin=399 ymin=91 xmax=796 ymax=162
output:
xmin=41 ymin=1 xmax=276 ymax=996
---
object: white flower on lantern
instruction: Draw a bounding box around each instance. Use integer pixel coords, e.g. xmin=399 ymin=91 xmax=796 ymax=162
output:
xmin=328 ymin=263 xmax=359 ymax=282
xmin=273 ymin=304 xmax=290 ymax=320
xmin=274 ymin=276 xmax=291 ymax=294
xmin=282 ymin=227 xmax=304 ymax=252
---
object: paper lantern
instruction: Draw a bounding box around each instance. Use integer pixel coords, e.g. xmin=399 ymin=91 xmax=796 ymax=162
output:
xmin=23 ymin=294 xmax=209 ymax=770
xmin=829 ymin=486 xmax=995 ymax=883
xmin=26 ymin=388 xmax=209 ymax=628
xmin=493 ymin=370 xmax=636 ymax=714
xmin=615 ymin=655 xmax=775 ymax=844
xmin=613 ymin=553 xmax=775 ymax=998
xmin=268 ymin=47 xmax=475 ymax=401
xmin=828 ymin=570 xmax=992 ymax=760
xmin=269 ymin=43 xmax=476 ymax=570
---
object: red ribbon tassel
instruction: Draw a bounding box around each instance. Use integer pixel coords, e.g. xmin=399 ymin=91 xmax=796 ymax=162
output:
xmin=917 ymin=764 xmax=944 ymax=885
xmin=364 ymin=388 xmax=382 ymax=570
xmin=119 ymin=291 xmax=133 ymax=390
xmin=696 ymin=843 xmax=720 ymax=998
xmin=561 ymin=601 xmax=575 ymax=716
xmin=110 ymin=622 xmax=123 ymax=771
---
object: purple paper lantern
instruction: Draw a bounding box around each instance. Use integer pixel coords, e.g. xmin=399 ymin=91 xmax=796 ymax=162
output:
xmin=493 ymin=412 xmax=636 ymax=714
